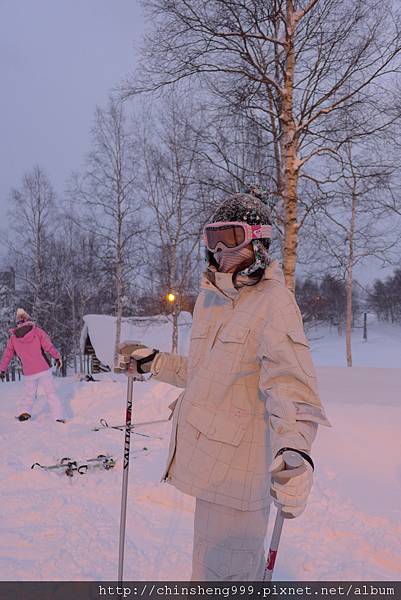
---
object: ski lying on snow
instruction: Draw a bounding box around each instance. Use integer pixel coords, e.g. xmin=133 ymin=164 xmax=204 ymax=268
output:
xmin=31 ymin=447 xmax=151 ymax=477
xmin=31 ymin=454 xmax=117 ymax=477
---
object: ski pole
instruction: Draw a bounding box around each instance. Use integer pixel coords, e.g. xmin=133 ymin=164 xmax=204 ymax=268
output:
xmin=263 ymin=450 xmax=305 ymax=581
xmin=118 ymin=360 xmax=137 ymax=583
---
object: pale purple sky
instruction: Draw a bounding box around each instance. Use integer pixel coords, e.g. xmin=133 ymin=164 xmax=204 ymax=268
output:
xmin=0 ymin=0 xmax=144 ymax=209
xmin=0 ymin=1 xmax=394 ymax=285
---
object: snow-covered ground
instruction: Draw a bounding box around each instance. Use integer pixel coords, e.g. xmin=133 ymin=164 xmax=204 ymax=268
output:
xmin=308 ymin=315 xmax=401 ymax=368
xmin=0 ymin=320 xmax=400 ymax=581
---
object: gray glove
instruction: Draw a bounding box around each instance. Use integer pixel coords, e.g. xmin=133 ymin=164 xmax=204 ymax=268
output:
xmin=115 ymin=341 xmax=159 ymax=376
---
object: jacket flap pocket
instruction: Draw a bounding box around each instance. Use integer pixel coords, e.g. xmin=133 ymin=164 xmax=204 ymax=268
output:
xmin=190 ymin=320 xmax=210 ymax=339
xmin=287 ymin=330 xmax=315 ymax=377
xmin=295 ymin=402 xmax=332 ymax=427
xmin=287 ymin=329 xmax=310 ymax=347
xmin=186 ymin=405 xmax=249 ymax=446
xmin=218 ymin=323 xmax=250 ymax=344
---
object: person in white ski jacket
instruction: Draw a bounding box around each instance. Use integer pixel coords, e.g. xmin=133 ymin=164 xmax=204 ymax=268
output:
xmin=118 ymin=191 xmax=330 ymax=580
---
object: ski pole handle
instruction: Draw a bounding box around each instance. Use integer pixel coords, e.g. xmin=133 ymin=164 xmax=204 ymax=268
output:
xmin=263 ymin=450 xmax=305 ymax=582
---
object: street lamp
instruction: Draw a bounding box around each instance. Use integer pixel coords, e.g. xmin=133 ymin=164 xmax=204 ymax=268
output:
xmin=166 ymin=290 xmax=178 ymax=354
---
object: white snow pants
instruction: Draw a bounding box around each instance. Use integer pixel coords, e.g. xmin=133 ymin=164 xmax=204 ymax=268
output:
xmin=21 ymin=369 xmax=64 ymax=420
xmin=191 ymin=498 xmax=270 ymax=581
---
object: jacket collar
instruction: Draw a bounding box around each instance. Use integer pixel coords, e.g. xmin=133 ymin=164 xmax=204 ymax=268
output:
xmin=201 ymin=269 xmax=239 ymax=301
xmin=258 ymin=259 xmax=285 ymax=288
xmin=200 ymin=259 xmax=285 ymax=300
xmin=10 ymin=320 xmax=35 ymax=334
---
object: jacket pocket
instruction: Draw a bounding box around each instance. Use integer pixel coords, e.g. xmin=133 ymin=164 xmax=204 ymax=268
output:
xmin=183 ymin=404 xmax=250 ymax=486
xmin=188 ymin=320 xmax=210 ymax=369
xmin=294 ymin=401 xmax=332 ymax=426
xmin=287 ymin=330 xmax=315 ymax=377
xmin=215 ymin=322 xmax=257 ymax=369
xmin=186 ymin=404 xmax=250 ymax=446
xmin=217 ymin=322 xmax=250 ymax=344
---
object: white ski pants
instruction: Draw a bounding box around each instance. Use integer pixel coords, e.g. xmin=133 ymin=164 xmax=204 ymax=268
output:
xmin=191 ymin=498 xmax=270 ymax=581
xmin=22 ymin=369 xmax=64 ymax=420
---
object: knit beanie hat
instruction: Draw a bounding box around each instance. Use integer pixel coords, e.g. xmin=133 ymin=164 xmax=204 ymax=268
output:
xmin=16 ymin=308 xmax=29 ymax=323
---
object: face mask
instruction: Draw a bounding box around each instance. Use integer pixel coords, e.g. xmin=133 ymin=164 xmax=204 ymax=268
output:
xmin=214 ymin=245 xmax=254 ymax=273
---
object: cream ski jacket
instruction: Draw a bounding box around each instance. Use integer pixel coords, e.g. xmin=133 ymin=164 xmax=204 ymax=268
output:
xmin=152 ymin=259 xmax=330 ymax=511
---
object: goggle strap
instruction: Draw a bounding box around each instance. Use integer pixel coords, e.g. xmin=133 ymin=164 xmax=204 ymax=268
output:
xmin=250 ymin=224 xmax=272 ymax=239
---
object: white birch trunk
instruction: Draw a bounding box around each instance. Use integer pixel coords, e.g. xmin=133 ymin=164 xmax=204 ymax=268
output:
xmin=281 ymin=0 xmax=299 ymax=293
xmin=345 ymin=186 xmax=357 ymax=367
xmin=114 ymin=182 xmax=124 ymax=367
xmin=71 ymin=288 xmax=78 ymax=373
xmin=114 ymin=238 xmax=124 ymax=367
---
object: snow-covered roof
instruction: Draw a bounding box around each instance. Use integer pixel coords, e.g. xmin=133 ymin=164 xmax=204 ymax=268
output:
xmin=80 ymin=312 xmax=192 ymax=368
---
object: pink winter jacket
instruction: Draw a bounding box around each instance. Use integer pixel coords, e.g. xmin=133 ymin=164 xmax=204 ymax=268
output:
xmin=0 ymin=322 xmax=60 ymax=376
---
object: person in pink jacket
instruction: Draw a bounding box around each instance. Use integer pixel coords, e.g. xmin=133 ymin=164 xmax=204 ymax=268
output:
xmin=0 ymin=308 xmax=65 ymax=422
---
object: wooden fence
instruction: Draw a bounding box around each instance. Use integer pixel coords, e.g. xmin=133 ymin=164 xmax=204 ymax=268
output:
xmin=2 ymin=357 xmax=68 ymax=382
xmin=1 ymin=367 xmax=23 ymax=382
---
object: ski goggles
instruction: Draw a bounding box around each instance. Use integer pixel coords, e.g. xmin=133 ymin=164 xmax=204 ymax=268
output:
xmin=203 ymin=221 xmax=272 ymax=252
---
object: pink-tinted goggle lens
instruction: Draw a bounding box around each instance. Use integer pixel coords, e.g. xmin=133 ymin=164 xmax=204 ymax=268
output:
xmin=204 ymin=224 xmax=246 ymax=250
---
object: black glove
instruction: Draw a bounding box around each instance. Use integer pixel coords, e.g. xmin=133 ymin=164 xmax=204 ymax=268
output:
xmin=0 ymin=371 xmax=5 ymax=382
xmin=134 ymin=347 xmax=159 ymax=374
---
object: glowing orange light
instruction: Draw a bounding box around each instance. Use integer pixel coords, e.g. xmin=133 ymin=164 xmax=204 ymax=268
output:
xmin=167 ymin=292 xmax=176 ymax=303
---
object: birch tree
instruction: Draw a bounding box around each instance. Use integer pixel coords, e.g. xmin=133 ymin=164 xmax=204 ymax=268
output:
xmin=140 ymin=98 xmax=204 ymax=352
xmin=0 ymin=269 xmax=15 ymax=364
xmin=307 ymin=142 xmax=400 ymax=366
xmin=73 ymin=98 xmax=142 ymax=364
xmin=189 ymin=110 xmax=281 ymax=229
xmin=55 ymin=214 xmax=107 ymax=372
xmin=124 ymin=0 xmax=401 ymax=290
xmin=5 ymin=166 xmax=56 ymax=324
